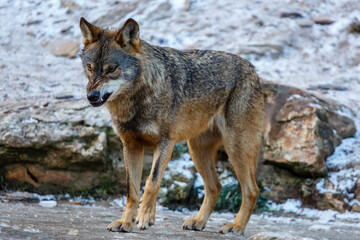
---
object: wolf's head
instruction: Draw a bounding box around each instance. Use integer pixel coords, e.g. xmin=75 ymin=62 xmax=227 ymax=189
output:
xmin=79 ymin=18 xmax=141 ymax=107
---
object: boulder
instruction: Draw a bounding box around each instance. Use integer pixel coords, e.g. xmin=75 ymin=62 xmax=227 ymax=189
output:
xmin=0 ymin=98 xmax=151 ymax=195
xmin=261 ymin=80 xmax=355 ymax=177
xmin=0 ymin=81 xmax=356 ymax=204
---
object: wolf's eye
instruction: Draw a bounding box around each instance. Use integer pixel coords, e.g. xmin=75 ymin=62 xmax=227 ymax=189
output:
xmin=108 ymin=66 xmax=117 ymax=73
xmin=87 ymin=64 xmax=92 ymax=72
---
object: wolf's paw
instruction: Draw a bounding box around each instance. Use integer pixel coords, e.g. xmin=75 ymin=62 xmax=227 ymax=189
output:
xmin=182 ymin=218 xmax=206 ymax=231
xmin=219 ymin=223 xmax=245 ymax=235
xmin=135 ymin=205 xmax=155 ymax=230
xmin=107 ymin=220 xmax=133 ymax=232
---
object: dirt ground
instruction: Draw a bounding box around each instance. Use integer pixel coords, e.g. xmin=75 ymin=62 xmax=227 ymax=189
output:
xmin=0 ymin=199 xmax=359 ymax=240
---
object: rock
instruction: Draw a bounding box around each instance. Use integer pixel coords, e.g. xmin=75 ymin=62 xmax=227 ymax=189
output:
xmin=92 ymin=2 xmax=138 ymax=27
xmin=262 ymin=80 xmax=355 ymax=177
xmin=327 ymin=111 xmax=356 ymax=139
xmin=5 ymin=191 xmax=39 ymax=203
xmin=47 ymin=40 xmax=79 ymax=59
xmin=60 ymin=0 xmax=78 ymax=9
xmin=0 ymin=82 xmax=356 ymax=203
xmin=308 ymin=83 xmax=348 ymax=91
xmin=280 ymin=12 xmax=303 ymax=19
xmin=256 ymin=164 xmax=301 ymax=203
xmin=354 ymin=177 xmax=360 ymax=201
xmin=348 ymin=18 xmax=360 ymax=34
xmin=26 ymin=20 xmax=42 ymax=26
xmin=238 ymin=44 xmax=283 ymax=59
xmin=318 ymin=192 xmax=345 ymax=212
xmin=313 ymin=17 xmax=335 ymax=25
xmin=351 ymin=204 xmax=360 ymax=212
xmin=54 ymin=91 xmax=73 ymax=100
xmin=249 ymin=232 xmax=314 ymax=240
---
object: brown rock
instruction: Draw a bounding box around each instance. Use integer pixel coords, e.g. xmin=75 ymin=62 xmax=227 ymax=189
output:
xmin=47 ymin=40 xmax=79 ymax=59
xmin=322 ymin=192 xmax=345 ymax=212
xmin=313 ymin=17 xmax=335 ymax=25
xmin=354 ymin=177 xmax=360 ymax=201
xmin=262 ymin=80 xmax=354 ymax=176
xmin=60 ymin=0 xmax=78 ymax=9
xmin=0 ymin=82 xmax=356 ymax=197
xmin=327 ymin=111 xmax=356 ymax=138
xmin=4 ymin=165 xmax=38 ymax=187
xmin=348 ymin=18 xmax=360 ymax=34
xmin=352 ymin=204 xmax=360 ymax=212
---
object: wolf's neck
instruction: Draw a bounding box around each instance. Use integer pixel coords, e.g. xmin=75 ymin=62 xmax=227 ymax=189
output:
xmin=105 ymin=93 xmax=136 ymax=123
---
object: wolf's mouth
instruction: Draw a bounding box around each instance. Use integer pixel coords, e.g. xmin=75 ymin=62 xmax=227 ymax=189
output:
xmin=89 ymin=92 xmax=112 ymax=107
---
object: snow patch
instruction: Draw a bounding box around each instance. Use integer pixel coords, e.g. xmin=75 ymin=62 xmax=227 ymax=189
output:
xmin=287 ymin=94 xmax=304 ymax=101
xmin=39 ymin=200 xmax=57 ymax=208
xmin=267 ymin=199 xmax=360 ymax=223
xmin=111 ymin=196 xmax=127 ymax=209
xmin=194 ymin=172 xmax=205 ymax=198
xmin=164 ymin=153 xmax=194 ymax=180
xmin=219 ymin=169 xmax=238 ymax=186
xmin=34 ymin=194 xmax=56 ymax=201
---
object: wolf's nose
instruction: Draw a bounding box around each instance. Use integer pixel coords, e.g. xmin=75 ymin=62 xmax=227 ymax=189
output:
xmin=87 ymin=91 xmax=100 ymax=102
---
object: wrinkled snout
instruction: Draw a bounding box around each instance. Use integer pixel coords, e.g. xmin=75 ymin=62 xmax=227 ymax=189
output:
xmin=87 ymin=91 xmax=112 ymax=107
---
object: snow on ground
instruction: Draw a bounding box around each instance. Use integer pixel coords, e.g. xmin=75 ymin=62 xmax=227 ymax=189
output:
xmin=267 ymin=199 xmax=360 ymax=224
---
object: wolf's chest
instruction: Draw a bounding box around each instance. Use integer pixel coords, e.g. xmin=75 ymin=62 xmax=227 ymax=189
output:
xmin=112 ymin=118 xmax=161 ymax=148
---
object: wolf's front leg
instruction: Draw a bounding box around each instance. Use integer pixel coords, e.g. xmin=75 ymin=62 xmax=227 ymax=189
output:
xmin=107 ymin=143 xmax=144 ymax=232
xmin=135 ymin=139 xmax=175 ymax=230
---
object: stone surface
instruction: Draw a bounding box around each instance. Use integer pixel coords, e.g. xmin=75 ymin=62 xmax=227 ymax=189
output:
xmin=0 ymin=81 xmax=356 ymax=206
xmin=4 ymin=191 xmax=39 ymax=203
xmin=249 ymin=232 xmax=314 ymax=240
xmin=313 ymin=17 xmax=335 ymax=25
xmin=0 ymin=199 xmax=359 ymax=240
xmin=261 ymin=80 xmax=355 ymax=177
xmin=47 ymin=40 xmax=80 ymax=58
xmin=0 ymin=0 xmax=359 ymax=216
xmin=355 ymin=177 xmax=360 ymax=201
xmin=237 ymin=44 xmax=283 ymax=59
xmin=352 ymin=204 xmax=360 ymax=212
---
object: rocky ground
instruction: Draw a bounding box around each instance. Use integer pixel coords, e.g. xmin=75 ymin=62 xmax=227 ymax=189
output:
xmin=0 ymin=192 xmax=359 ymax=240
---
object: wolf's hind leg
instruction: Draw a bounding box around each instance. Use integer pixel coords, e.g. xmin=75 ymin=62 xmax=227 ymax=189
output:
xmin=183 ymin=126 xmax=222 ymax=231
xmin=107 ymin=143 xmax=144 ymax=232
xmin=220 ymin=96 xmax=264 ymax=235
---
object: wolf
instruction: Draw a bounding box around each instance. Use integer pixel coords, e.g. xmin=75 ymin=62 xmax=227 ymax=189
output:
xmin=79 ymin=17 xmax=264 ymax=235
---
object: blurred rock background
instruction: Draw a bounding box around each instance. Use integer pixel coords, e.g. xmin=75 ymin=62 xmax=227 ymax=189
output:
xmin=1 ymin=0 xmax=360 ymax=216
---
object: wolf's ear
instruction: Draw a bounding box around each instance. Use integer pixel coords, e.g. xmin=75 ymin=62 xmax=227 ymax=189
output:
xmin=79 ymin=17 xmax=102 ymax=47
xmin=116 ymin=18 xmax=140 ymax=52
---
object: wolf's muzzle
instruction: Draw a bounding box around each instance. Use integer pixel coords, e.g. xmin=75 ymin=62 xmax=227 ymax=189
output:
xmin=87 ymin=91 xmax=112 ymax=107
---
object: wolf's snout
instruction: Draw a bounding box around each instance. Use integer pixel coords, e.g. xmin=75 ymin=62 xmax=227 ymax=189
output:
xmin=87 ymin=91 xmax=100 ymax=103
